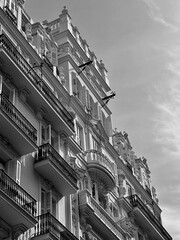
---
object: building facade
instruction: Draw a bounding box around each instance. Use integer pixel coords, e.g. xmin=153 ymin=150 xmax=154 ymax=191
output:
xmin=0 ymin=1 xmax=172 ymax=240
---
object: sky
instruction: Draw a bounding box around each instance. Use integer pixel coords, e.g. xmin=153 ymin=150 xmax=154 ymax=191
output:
xmin=25 ymin=0 xmax=180 ymax=239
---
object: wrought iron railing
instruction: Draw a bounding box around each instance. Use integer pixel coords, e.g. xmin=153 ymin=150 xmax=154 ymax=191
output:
xmin=86 ymin=150 xmax=116 ymax=177
xmin=79 ymin=190 xmax=124 ymax=239
xmin=0 ymin=93 xmax=37 ymax=143
xmin=34 ymin=212 xmax=78 ymax=239
xmin=36 ymin=143 xmax=78 ymax=185
xmin=127 ymin=194 xmax=172 ymax=239
xmin=34 ymin=213 xmax=62 ymax=238
xmin=0 ymin=169 xmax=36 ymax=217
xmin=0 ymin=33 xmax=74 ymax=131
xmin=3 ymin=5 xmax=17 ymax=25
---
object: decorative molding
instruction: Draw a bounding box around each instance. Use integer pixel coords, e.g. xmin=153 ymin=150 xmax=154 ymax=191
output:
xmin=0 ymin=134 xmax=20 ymax=160
xmin=118 ymin=217 xmax=138 ymax=239
xmin=18 ymin=87 xmax=31 ymax=102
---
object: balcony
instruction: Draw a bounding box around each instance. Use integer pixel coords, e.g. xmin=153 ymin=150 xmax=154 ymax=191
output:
xmin=0 ymin=169 xmax=37 ymax=229
xmin=86 ymin=150 xmax=116 ymax=192
xmin=34 ymin=143 xmax=78 ymax=196
xmin=3 ymin=6 xmax=17 ymax=25
xmin=127 ymin=194 xmax=172 ymax=240
xmin=0 ymin=33 xmax=74 ymax=135
xmin=0 ymin=93 xmax=37 ymax=157
xmin=31 ymin=213 xmax=78 ymax=240
xmin=79 ymin=190 xmax=125 ymax=240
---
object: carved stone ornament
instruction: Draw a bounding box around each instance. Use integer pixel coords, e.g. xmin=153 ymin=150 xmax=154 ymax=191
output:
xmin=12 ymin=224 xmax=27 ymax=240
xmin=18 ymin=87 xmax=31 ymax=102
xmin=118 ymin=217 xmax=138 ymax=239
xmin=0 ymin=134 xmax=20 ymax=159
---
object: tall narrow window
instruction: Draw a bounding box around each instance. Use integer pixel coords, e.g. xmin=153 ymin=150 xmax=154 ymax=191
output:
xmin=11 ymin=0 xmax=15 ymax=13
xmin=41 ymin=188 xmax=50 ymax=214
xmin=76 ymin=123 xmax=83 ymax=148
xmin=92 ymin=137 xmax=101 ymax=151
xmin=16 ymin=161 xmax=21 ymax=185
xmin=41 ymin=124 xmax=51 ymax=144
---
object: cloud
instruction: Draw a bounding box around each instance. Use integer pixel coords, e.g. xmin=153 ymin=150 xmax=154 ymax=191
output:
xmin=142 ymin=0 xmax=179 ymax=32
xmin=161 ymin=205 xmax=180 ymax=240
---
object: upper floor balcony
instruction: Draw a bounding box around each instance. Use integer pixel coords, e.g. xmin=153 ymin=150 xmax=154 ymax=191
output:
xmin=31 ymin=212 xmax=78 ymax=240
xmin=78 ymin=190 xmax=126 ymax=240
xmin=86 ymin=150 xmax=116 ymax=192
xmin=3 ymin=5 xmax=17 ymax=25
xmin=34 ymin=143 xmax=78 ymax=196
xmin=0 ymin=93 xmax=37 ymax=157
xmin=0 ymin=33 xmax=74 ymax=135
xmin=127 ymin=194 xmax=172 ymax=240
xmin=0 ymin=169 xmax=37 ymax=229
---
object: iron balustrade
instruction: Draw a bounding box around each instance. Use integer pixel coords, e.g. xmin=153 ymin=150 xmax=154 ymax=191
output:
xmin=34 ymin=213 xmax=62 ymax=238
xmin=0 ymin=169 xmax=36 ymax=217
xmin=127 ymin=194 xmax=172 ymax=239
xmin=34 ymin=212 xmax=78 ymax=239
xmin=0 ymin=33 xmax=74 ymax=131
xmin=86 ymin=150 xmax=116 ymax=177
xmin=36 ymin=143 xmax=78 ymax=185
xmin=43 ymin=54 xmax=53 ymax=72
xmin=0 ymin=93 xmax=37 ymax=143
xmin=3 ymin=5 xmax=17 ymax=25
xmin=79 ymin=190 xmax=124 ymax=240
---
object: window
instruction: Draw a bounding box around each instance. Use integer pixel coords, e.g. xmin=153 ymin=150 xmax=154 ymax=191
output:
xmin=5 ymin=0 xmax=16 ymax=15
xmin=2 ymin=82 xmax=13 ymax=102
xmin=11 ymin=0 xmax=15 ymax=13
xmin=109 ymin=202 xmax=119 ymax=218
xmin=76 ymin=123 xmax=84 ymax=148
xmin=92 ymin=137 xmax=101 ymax=151
xmin=41 ymin=188 xmax=57 ymax=217
xmin=126 ymin=182 xmax=133 ymax=197
xmin=16 ymin=161 xmax=21 ymax=185
xmin=41 ymin=124 xmax=51 ymax=144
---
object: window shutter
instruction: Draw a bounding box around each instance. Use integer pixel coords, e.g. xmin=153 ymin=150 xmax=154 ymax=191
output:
xmin=16 ymin=161 xmax=21 ymax=185
xmin=92 ymin=102 xmax=99 ymax=120
xmin=89 ymin=96 xmax=94 ymax=114
xmin=71 ymin=72 xmax=78 ymax=96
xmin=77 ymin=80 xmax=82 ymax=100
xmin=105 ymin=115 xmax=113 ymax=136
xmin=85 ymin=89 xmax=91 ymax=111
xmin=81 ymin=86 xmax=86 ymax=106
xmin=51 ymin=47 xmax=58 ymax=66
xmin=98 ymin=105 xmax=102 ymax=121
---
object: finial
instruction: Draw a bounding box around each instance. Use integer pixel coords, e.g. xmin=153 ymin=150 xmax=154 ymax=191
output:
xmin=62 ymin=6 xmax=68 ymax=14
xmin=100 ymin=60 xmax=105 ymax=68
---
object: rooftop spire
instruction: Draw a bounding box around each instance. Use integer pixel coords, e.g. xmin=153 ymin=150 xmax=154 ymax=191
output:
xmin=62 ymin=6 xmax=68 ymax=14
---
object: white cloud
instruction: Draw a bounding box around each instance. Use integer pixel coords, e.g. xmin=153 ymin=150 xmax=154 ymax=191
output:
xmin=142 ymin=0 xmax=179 ymax=32
xmin=161 ymin=206 xmax=180 ymax=240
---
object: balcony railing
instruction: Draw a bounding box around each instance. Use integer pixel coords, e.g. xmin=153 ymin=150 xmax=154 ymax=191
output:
xmin=0 ymin=93 xmax=37 ymax=143
xmin=90 ymin=197 xmax=124 ymax=239
xmin=0 ymin=33 xmax=74 ymax=131
xmin=86 ymin=150 xmax=116 ymax=177
xmin=36 ymin=143 xmax=78 ymax=186
xmin=127 ymin=194 xmax=172 ymax=239
xmin=79 ymin=190 xmax=124 ymax=240
xmin=33 ymin=213 xmax=78 ymax=239
xmin=3 ymin=5 xmax=17 ymax=25
xmin=127 ymin=194 xmax=155 ymax=217
xmin=0 ymin=169 xmax=36 ymax=217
